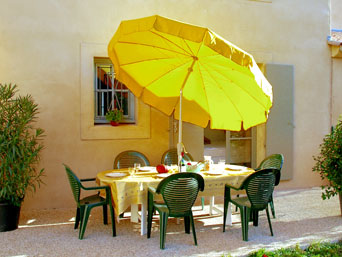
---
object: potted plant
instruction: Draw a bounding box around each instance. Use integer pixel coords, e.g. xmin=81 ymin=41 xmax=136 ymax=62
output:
xmin=313 ymin=117 xmax=342 ymax=215
xmin=0 ymin=83 xmax=45 ymax=231
xmin=105 ymin=108 xmax=123 ymax=126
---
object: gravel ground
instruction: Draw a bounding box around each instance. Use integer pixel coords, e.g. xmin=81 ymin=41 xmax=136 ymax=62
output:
xmin=0 ymin=187 xmax=341 ymax=257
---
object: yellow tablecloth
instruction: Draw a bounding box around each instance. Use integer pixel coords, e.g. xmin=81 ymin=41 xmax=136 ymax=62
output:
xmin=96 ymin=165 xmax=254 ymax=216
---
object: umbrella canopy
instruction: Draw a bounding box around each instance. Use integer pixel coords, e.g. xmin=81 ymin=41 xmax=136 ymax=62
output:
xmin=108 ymin=15 xmax=273 ymax=160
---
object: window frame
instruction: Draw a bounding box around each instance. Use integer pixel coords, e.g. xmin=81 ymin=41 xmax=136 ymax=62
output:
xmin=94 ymin=57 xmax=135 ymax=124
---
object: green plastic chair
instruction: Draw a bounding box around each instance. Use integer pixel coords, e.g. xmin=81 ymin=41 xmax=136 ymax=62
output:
xmin=147 ymin=173 xmax=205 ymax=249
xmin=255 ymin=154 xmax=284 ymax=218
xmin=161 ymin=148 xmax=193 ymax=166
xmin=64 ymin=164 xmax=116 ymax=239
xmin=161 ymin=148 xmax=205 ymax=210
xmin=223 ymin=168 xmax=277 ymax=241
xmin=114 ymin=150 xmax=150 ymax=169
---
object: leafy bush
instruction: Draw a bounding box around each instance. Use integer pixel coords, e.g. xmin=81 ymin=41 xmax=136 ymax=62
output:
xmin=248 ymin=241 xmax=342 ymax=257
xmin=313 ymin=118 xmax=342 ymax=200
xmin=0 ymin=83 xmax=44 ymax=207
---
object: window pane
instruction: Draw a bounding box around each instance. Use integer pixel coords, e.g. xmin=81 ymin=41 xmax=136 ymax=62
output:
xmin=94 ymin=58 xmax=135 ymax=124
xmin=229 ymin=128 xmax=252 ymax=167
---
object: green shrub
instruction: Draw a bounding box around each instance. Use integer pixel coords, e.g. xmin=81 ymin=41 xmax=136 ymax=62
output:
xmin=248 ymin=241 xmax=342 ymax=257
xmin=0 ymin=83 xmax=45 ymax=207
xmin=313 ymin=118 xmax=342 ymax=200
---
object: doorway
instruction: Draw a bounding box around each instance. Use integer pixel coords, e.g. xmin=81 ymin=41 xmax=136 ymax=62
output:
xmin=204 ymin=125 xmax=257 ymax=168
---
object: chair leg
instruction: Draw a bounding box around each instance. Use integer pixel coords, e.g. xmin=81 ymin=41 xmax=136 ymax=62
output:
xmin=190 ymin=212 xmax=197 ymax=246
xmin=160 ymin=212 xmax=168 ymax=250
xmin=252 ymin=210 xmax=259 ymax=227
xmin=266 ymin=207 xmax=274 ymax=236
xmin=269 ymin=195 xmax=275 ymax=218
xmin=235 ymin=194 xmax=240 ymax=212
xmin=79 ymin=206 xmax=91 ymax=240
xmin=223 ymin=187 xmax=229 ymax=232
xmin=74 ymin=207 xmax=80 ymax=229
xmin=79 ymin=206 xmax=85 ymax=229
xmin=147 ymin=206 xmax=154 ymax=239
xmin=201 ymin=197 xmax=205 ymax=210
xmin=109 ymin=205 xmax=116 ymax=237
xmin=184 ymin=216 xmax=190 ymax=234
xmin=103 ymin=205 xmax=108 ymax=225
xmin=147 ymin=192 xmax=154 ymax=239
xmin=241 ymin=206 xmax=250 ymax=241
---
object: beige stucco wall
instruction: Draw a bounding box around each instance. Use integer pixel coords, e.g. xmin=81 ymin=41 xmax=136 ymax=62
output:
xmin=331 ymin=0 xmax=342 ymax=125
xmin=331 ymin=0 xmax=342 ymax=28
xmin=0 ymin=0 xmax=332 ymax=210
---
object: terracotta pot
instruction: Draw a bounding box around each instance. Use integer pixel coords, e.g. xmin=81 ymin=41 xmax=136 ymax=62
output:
xmin=110 ymin=121 xmax=119 ymax=126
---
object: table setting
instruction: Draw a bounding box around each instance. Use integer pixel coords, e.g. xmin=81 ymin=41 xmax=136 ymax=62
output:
xmin=96 ymin=160 xmax=255 ymax=235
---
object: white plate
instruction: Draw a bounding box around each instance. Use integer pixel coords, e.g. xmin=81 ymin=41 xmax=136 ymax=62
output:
xmin=156 ymin=173 xmax=171 ymax=178
xmin=205 ymin=171 xmax=223 ymax=175
xmin=138 ymin=166 xmax=155 ymax=172
xmin=226 ymin=165 xmax=248 ymax=171
xmin=105 ymin=172 xmax=127 ymax=178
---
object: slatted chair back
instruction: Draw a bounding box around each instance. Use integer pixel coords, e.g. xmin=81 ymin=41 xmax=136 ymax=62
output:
xmin=156 ymin=173 xmax=204 ymax=216
xmin=114 ymin=150 xmax=150 ymax=169
xmin=257 ymin=154 xmax=284 ymax=185
xmin=65 ymin=165 xmax=81 ymax=205
xmin=161 ymin=148 xmax=193 ymax=166
xmin=244 ymin=169 xmax=277 ymax=210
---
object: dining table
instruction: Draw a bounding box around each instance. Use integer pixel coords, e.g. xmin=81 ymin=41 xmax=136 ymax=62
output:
xmin=96 ymin=163 xmax=255 ymax=235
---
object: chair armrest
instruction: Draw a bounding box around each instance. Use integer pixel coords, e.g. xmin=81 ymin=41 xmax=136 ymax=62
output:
xmin=148 ymin=186 xmax=158 ymax=206
xmin=80 ymin=178 xmax=96 ymax=182
xmin=225 ymin=183 xmax=241 ymax=191
xmin=80 ymin=184 xmax=109 ymax=191
xmin=148 ymin=186 xmax=157 ymax=194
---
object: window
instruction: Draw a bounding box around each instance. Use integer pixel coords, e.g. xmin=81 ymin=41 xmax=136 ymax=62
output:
xmin=94 ymin=57 xmax=135 ymax=124
xmin=226 ymin=128 xmax=255 ymax=168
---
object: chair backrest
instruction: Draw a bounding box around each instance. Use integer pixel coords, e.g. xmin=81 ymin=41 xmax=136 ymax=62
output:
xmin=161 ymin=148 xmax=193 ymax=166
xmin=113 ymin=150 xmax=150 ymax=169
xmin=243 ymin=169 xmax=277 ymax=210
xmin=156 ymin=173 xmax=204 ymax=216
xmin=64 ymin=164 xmax=81 ymax=205
xmin=257 ymin=154 xmax=284 ymax=186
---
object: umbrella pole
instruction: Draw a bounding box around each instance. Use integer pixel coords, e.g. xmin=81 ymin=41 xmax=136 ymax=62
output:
xmin=177 ymin=89 xmax=183 ymax=171
xmin=177 ymin=57 xmax=197 ymax=171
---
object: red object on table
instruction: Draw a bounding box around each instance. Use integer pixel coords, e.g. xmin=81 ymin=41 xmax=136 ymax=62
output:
xmin=156 ymin=164 xmax=168 ymax=173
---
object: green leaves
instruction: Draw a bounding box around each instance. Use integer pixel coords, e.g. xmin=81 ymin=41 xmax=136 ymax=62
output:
xmin=105 ymin=108 xmax=123 ymax=122
xmin=0 ymin=83 xmax=45 ymax=206
xmin=248 ymin=241 xmax=342 ymax=256
xmin=313 ymin=118 xmax=342 ymax=200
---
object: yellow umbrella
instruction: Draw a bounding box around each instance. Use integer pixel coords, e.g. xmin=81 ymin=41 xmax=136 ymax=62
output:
xmin=108 ymin=15 xmax=272 ymax=163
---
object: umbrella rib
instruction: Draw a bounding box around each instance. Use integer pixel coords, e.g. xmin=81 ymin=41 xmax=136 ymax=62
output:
xmin=119 ymin=56 xmax=187 ymax=67
xmin=144 ymin=59 xmax=194 ymax=88
xmin=197 ymin=60 xmax=244 ymax=120
xmin=150 ymin=30 xmax=194 ymax=56
xmin=117 ymin=41 xmax=191 ymax=59
xmin=202 ymin=58 xmax=269 ymax=109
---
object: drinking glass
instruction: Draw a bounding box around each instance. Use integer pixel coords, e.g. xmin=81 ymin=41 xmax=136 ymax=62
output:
xmin=128 ymin=167 xmax=135 ymax=177
xmin=134 ymin=163 xmax=141 ymax=173
xmin=218 ymin=159 xmax=226 ymax=170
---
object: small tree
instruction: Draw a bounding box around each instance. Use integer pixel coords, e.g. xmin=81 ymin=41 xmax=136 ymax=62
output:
xmin=313 ymin=118 xmax=342 ymax=200
xmin=0 ymin=83 xmax=45 ymax=207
